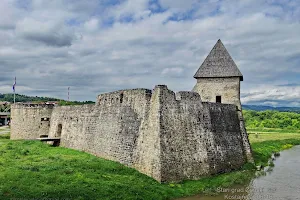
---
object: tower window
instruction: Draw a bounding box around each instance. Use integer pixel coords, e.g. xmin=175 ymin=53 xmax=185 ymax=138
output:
xmin=120 ymin=93 xmax=124 ymax=103
xmin=216 ymin=96 xmax=221 ymax=103
xmin=41 ymin=118 xmax=50 ymax=121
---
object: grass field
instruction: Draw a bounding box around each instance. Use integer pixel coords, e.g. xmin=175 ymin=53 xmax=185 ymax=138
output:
xmin=249 ymin=131 xmax=300 ymax=143
xmin=0 ymin=127 xmax=299 ymax=200
xmin=247 ymin=127 xmax=300 ymax=134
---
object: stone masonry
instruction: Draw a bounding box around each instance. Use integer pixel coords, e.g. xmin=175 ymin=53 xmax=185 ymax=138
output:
xmin=10 ymin=39 xmax=253 ymax=182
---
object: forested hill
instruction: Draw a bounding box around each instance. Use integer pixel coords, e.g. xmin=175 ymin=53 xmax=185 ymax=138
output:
xmin=0 ymin=93 xmax=95 ymax=105
xmin=0 ymin=93 xmax=60 ymax=102
xmin=243 ymin=105 xmax=300 ymax=113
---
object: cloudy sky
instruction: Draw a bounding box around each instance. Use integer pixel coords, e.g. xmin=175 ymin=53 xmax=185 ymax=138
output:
xmin=0 ymin=0 xmax=299 ymax=106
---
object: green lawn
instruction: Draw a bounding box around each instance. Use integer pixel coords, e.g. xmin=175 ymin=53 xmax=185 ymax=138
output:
xmin=247 ymin=127 xmax=300 ymax=134
xmin=249 ymin=132 xmax=300 ymax=143
xmin=0 ymin=128 xmax=300 ymax=200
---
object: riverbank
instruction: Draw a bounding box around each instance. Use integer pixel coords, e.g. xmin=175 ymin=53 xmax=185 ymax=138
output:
xmin=248 ymin=128 xmax=300 ymax=167
xmin=178 ymin=145 xmax=300 ymax=200
xmin=0 ymin=129 xmax=299 ymax=199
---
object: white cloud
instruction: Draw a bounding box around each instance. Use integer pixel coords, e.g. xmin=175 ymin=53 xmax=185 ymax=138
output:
xmin=162 ymin=67 xmax=184 ymax=76
xmin=241 ymin=85 xmax=300 ymax=106
xmin=15 ymin=18 xmax=75 ymax=46
xmin=84 ymin=18 xmax=100 ymax=32
xmin=0 ymin=0 xmax=22 ymax=29
xmin=0 ymin=0 xmax=299 ymax=106
xmin=108 ymin=0 xmax=150 ymax=21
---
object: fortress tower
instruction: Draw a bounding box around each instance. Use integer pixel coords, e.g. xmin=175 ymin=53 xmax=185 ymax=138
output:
xmin=193 ymin=39 xmax=253 ymax=162
xmin=192 ymin=39 xmax=243 ymax=109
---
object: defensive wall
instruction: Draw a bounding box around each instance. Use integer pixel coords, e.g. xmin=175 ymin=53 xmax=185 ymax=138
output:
xmin=11 ymin=85 xmax=252 ymax=182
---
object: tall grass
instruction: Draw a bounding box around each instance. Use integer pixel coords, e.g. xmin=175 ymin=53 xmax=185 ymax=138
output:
xmin=251 ymin=139 xmax=300 ymax=166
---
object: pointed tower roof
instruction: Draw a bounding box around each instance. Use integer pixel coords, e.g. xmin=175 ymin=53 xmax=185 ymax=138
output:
xmin=194 ymin=39 xmax=243 ymax=81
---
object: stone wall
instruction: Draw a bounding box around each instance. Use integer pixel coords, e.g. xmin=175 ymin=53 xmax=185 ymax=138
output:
xmin=158 ymin=87 xmax=210 ymax=182
xmin=48 ymin=89 xmax=152 ymax=166
xmin=11 ymin=104 xmax=54 ymax=140
xmin=202 ymin=103 xmax=246 ymax=174
xmin=10 ymin=85 xmax=252 ymax=182
xmin=133 ymin=85 xmax=247 ymax=182
xmin=153 ymin=86 xmax=246 ymax=182
xmin=133 ymin=86 xmax=162 ymax=181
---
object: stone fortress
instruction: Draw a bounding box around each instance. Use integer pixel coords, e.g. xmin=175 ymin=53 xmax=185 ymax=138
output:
xmin=11 ymin=40 xmax=253 ymax=182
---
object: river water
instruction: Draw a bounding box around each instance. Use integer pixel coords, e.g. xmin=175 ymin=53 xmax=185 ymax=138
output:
xmin=178 ymin=145 xmax=300 ymax=200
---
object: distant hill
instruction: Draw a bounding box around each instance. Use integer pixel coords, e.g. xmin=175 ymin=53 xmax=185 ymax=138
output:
xmin=0 ymin=93 xmax=61 ymax=103
xmin=243 ymin=105 xmax=300 ymax=113
xmin=0 ymin=93 xmax=95 ymax=105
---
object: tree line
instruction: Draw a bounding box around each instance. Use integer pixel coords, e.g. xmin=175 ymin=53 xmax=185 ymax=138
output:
xmin=243 ymin=110 xmax=300 ymax=129
xmin=0 ymin=93 xmax=60 ymax=103
xmin=0 ymin=93 xmax=95 ymax=106
xmin=58 ymin=100 xmax=95 ymax=106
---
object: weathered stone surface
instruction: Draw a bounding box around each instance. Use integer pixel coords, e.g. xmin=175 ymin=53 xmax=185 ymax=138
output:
xmin=11 ymin=104 xmax=53 ymax=140
xmin=192 ymin=77 xmax=242 ymax=109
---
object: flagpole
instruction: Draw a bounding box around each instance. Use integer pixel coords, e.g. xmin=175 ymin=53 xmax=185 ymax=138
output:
xmin=13 ymin=77 xmax=16 ymax=104
xmin=68 ymin=87 xmax=70 ymax=101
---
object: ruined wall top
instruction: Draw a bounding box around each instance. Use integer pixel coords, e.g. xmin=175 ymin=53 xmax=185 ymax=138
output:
xmin=96 ymin=88 xmax=152 ymax=105
xmin=11 ymin=103 xmax=55 ymax=109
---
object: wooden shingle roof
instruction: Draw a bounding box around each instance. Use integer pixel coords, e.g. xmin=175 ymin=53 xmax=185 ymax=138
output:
xmin=194 ymin=39 xmax=243 ymax=81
